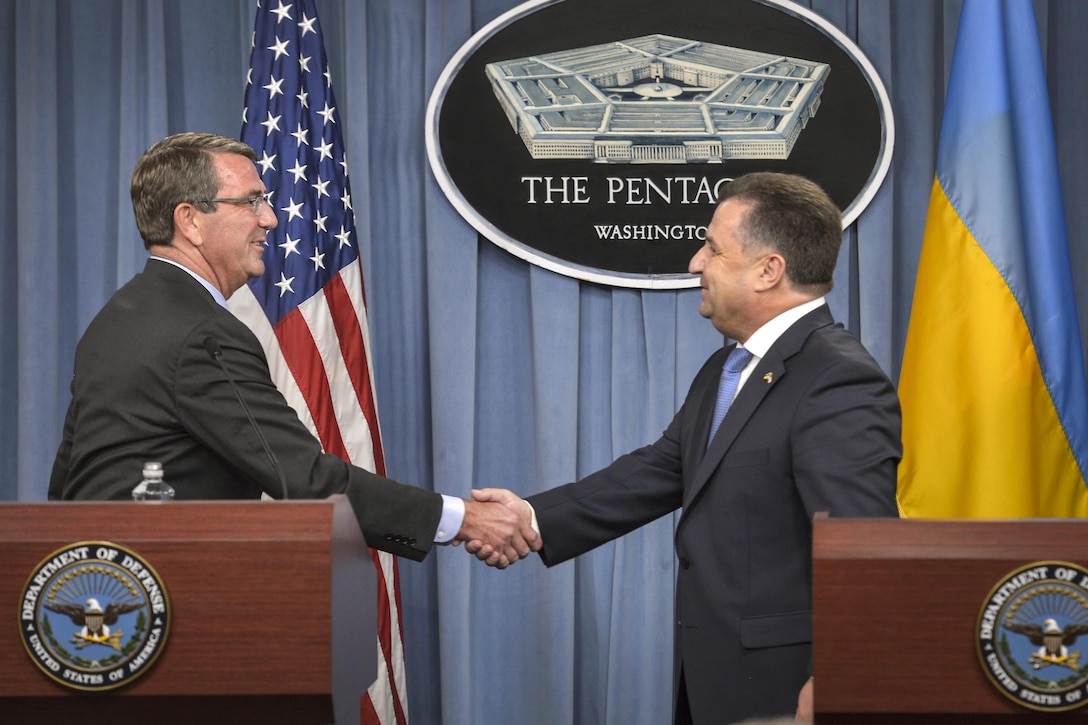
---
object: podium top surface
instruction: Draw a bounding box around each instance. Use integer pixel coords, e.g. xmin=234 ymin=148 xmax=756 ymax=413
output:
xmin=1 ymin=496 xmax=356 ymax=542
xmin=813 ymin=516 xmax=1088 ymax=560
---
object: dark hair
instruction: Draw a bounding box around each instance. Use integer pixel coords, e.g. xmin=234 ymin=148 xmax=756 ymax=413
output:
xmin=130 ymin=132 xmax=257 ymax=249
xmin=717 ymin=172 xmax=842 ymax=295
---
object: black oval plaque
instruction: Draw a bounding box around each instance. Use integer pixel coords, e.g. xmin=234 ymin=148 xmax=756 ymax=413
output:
xmin=427 ymin=0 xmax=893 ymax=288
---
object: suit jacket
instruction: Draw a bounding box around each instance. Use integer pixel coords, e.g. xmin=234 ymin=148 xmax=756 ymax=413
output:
xmin=528 ymin=305 xmax=900 ymax=724
xmin=49 ymin=259 xmax=442 ymax=561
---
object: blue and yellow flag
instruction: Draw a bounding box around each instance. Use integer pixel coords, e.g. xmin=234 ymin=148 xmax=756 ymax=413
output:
xmin=897 ymin=0 xmax=1088 ymax=518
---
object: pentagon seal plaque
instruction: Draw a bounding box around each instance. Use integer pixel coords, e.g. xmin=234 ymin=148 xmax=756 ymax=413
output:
xmin=977 ymin=561 xmax=1088 ymax=712
xmin=19 ymin=541 xmax=171 ymax=691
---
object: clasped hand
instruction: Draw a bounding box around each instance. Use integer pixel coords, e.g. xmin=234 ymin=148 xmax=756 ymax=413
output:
xmin=455 ymin=488 xmax=540 ymax=569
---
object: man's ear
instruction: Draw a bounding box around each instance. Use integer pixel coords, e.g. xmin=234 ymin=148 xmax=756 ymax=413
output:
xmin=755 ymin=252 xmax=787 ymax=290
xmin=173 ymin=202 xmax=203 ymax=247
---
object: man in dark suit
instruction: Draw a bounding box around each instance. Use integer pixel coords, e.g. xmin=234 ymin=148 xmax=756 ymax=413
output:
xmin=473 ymin=172 xmax=900 ymax=722
xmin=49 ymin=132 xmax=536 ymax=567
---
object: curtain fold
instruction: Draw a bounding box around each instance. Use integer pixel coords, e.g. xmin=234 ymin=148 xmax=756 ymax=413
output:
xmin=4 ymin=1 xmax=1087 ymax=722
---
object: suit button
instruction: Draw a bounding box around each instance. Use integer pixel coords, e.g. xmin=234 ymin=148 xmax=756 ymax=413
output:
xmin=385 ymin=534 xmax=394 ymax=541
xmin=408 ymin=538 xmax=417 ymax=547
xmin=679 ymin=557 xmax=691 ymax=569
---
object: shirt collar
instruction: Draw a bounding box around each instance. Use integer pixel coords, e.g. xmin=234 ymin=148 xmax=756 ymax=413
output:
xmin=739 ymin=297 xmax=826 ymax=360
xmin=149 ymin=255 xmax=229 ymax=309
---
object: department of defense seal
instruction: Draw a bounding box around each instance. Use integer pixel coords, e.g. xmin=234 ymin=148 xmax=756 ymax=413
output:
xmin=19 ymin=541 xmax=171 ymax=691
xmin=977 ymin=561 xmax=1088 ymax=712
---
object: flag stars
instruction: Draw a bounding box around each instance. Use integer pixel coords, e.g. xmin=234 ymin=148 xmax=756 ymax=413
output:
xmin=291 ymin=123 xmax=310 ymax=147
xmin=298 ymin=13 xmax=317 ymax=36
xmin=258 ymin=151 xmax=276 ymax=174
xmin=270 ymin=1 xmax=292 ymax=23
xmin=267 ymin=37 xmax=290 ymax=61
xmin=274 ymin=272 xmax=295 ymax=298
xmin=281 ymin=197 xmax=304 ymax=221
xmin=279 ymin=235 xmax=301 ymax=258
xmin=260 ymin=111 xmax=282 ymax=136
xmin=263 ymin=75 xmax=285 ymax=98
xmin=287 ymin=159 xmax=308 ymax=183
xmin=243 ymin=7 xmax=363 ymax=316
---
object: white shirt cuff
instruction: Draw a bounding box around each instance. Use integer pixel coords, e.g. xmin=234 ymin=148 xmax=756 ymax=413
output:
xmin=434 ymin=494 xmax=466 ymax=543
xmin=525 ymin=499 xmax=539 ymax=536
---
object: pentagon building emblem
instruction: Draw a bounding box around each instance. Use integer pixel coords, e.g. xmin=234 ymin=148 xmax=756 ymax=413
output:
xmin=486 ymin=34 xmax=828 ymax=164
xmin=19 ymin=541 xmax=171 ymax=691
xmin=977 ymin=561 xmax=1088 ymax=712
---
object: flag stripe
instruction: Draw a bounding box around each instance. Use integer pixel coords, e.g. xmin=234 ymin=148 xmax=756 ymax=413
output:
xmin=897 ymin=0 xmax=1088 ymax=518
xmin=315 ymin=269 xmax=386 ymax=473
xmin=371 ymin=548 xmax=408 ymax=725
xmin=230 ymin=287 xmax=318 ymax=434
xmin=293 ymin=278 xmax=364 ymax=458
xmin=274 ymin=307 xmax=351 ymax=459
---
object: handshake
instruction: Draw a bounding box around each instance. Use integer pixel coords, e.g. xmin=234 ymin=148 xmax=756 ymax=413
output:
xmin=454 ymin=488 xmax=541 ymax=569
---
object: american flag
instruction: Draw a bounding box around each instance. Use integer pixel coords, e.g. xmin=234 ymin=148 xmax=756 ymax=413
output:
xmin=232 ymin=1 xmax=409 ymax=723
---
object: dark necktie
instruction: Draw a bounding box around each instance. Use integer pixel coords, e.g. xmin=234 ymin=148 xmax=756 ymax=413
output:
xmin=708 ymin=346 xmax=753 ymax=444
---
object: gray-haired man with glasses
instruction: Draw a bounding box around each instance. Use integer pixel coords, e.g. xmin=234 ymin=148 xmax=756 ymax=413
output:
xmin=49 ymin=132 xmax=538 ymax=568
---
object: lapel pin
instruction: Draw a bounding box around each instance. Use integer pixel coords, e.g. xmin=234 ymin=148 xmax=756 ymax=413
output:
xmin=763 ymin=372 xmax=774 ymax=384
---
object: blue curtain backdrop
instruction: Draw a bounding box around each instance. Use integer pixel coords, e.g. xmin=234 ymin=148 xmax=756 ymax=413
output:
xmin=3 ymin=1 xmax=1087 ymax=723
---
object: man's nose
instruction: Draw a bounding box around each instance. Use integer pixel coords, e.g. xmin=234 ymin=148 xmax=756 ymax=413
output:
xmin=688 ymin=246 xmax=706 ymax=274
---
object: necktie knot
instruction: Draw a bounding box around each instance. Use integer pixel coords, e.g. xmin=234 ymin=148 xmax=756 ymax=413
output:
xmin=707 ymin=346 xmax=753 ymax=446
xmin=724 ymin=346 xmax=753 ymax=373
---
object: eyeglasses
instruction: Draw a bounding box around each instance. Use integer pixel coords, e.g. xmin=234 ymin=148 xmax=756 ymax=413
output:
xmin=190 ymin=193 xmax=271 ymax=215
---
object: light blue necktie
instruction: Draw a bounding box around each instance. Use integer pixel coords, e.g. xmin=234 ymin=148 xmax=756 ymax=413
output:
xmin=708 ymin=346 xmax=753 ymax=444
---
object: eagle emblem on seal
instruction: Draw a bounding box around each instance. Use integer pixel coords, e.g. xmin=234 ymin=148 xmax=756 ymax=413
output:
xmin=44 ymin=597 xmax=143 ymax=651
xmin=1005 ymin=618 xmax=1088 ymax=671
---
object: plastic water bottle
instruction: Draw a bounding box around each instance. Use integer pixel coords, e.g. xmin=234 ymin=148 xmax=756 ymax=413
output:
xmin=131 ymin=462 xmax=175 ymax=501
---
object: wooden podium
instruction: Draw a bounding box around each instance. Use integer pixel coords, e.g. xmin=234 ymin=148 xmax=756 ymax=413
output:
xmin=813 ymin=516 xmax=1088 ymax=722
xmin=1 ymin=496 xmax=375 ymax=725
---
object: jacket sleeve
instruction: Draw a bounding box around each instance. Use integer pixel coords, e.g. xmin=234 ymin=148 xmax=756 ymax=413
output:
xmin=174 ymin=313 xmax=443 ymax=561
xmin=789 ymin=349 xmax=902 ymax=520
xmin=528 ymin=409 xmax=687 ymax=567
xmin=47 ymin=378 xmax=77 ymax=500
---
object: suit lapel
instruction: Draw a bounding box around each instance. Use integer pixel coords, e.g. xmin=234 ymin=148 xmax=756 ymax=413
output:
xmin=684 ymin=305 xmax=835 ymax=510
xmin=687 ymin=354 xmax=782 ymax=508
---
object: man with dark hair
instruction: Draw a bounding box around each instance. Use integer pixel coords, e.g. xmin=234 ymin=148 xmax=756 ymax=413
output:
xmin=477 ymin=172 xmax=901 ymax=721
xmin=50 ymin=132 xmax=537 ymax=568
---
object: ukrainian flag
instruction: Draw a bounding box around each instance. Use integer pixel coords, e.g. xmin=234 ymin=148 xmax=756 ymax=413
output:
xmin=896 ymin=0 xmax=1088 ymax=518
